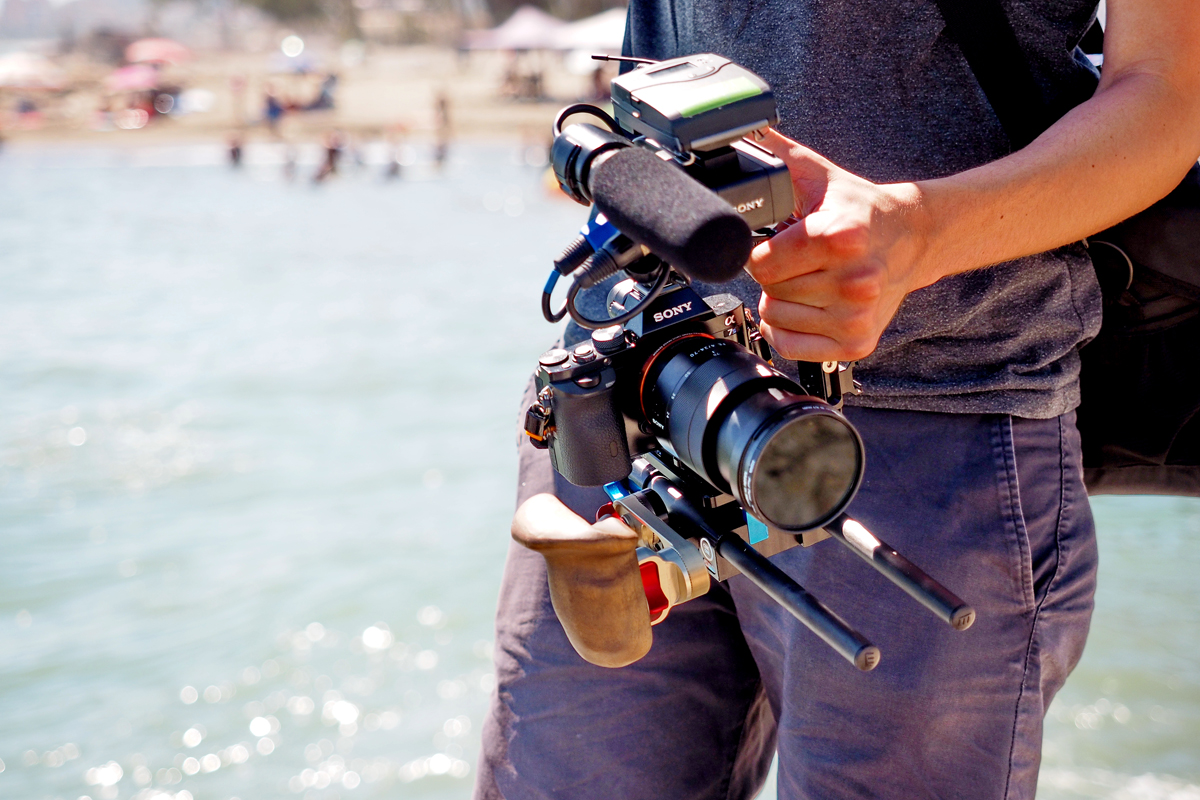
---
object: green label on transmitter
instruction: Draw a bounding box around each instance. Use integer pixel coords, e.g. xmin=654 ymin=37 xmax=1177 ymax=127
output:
xmin=674 ymin=76 xmax=762 ymax=118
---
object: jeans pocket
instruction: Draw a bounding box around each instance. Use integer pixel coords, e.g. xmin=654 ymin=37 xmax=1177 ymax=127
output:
xmin=993 ymin=415 xmax=1037 ymax=614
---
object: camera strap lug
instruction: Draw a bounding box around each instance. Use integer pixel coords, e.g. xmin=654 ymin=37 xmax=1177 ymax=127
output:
xmin=524 ymin=403 xmax=553 ymax=449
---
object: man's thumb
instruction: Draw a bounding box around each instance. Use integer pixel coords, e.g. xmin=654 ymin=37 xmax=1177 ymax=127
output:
xmin=755 ymin=128 xmax=834 ymax=215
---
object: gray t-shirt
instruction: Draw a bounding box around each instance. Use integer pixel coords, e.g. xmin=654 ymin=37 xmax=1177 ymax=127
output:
xmin=616 ymin=0 xmax=1104 ymax=419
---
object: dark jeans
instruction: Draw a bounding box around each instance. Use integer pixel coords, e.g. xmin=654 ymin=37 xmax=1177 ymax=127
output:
xmin=474 ymin=399 xmax=1098 ymax=800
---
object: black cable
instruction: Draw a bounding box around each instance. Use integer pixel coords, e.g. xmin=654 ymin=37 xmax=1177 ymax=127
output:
xmin=573 ymin=248 xmax=623 ymax=290
xmin=552 ymin=104 xmax=619 ymax=137
xmin=541 ymin=270 xmax=568 ymax=323
xmin=554 ymin=234 xmax=595 ymax=276
xmin=566 ymin=265 xmax=673 ymax=330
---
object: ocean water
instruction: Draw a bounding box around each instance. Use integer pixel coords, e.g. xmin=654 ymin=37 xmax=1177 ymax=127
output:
xmin=0 ymin=142 xmax=1196 ymax=800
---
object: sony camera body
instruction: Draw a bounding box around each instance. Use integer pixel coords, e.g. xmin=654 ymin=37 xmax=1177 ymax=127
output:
xmin=526 ymin=275 xmax=864 ymax=578
xmin=527 ymin=284 xmax=774 ymax=488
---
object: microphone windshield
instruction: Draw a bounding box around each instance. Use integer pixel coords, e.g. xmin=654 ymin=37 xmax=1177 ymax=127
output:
xmin=589 ymin=147 xmax=752 ymax=284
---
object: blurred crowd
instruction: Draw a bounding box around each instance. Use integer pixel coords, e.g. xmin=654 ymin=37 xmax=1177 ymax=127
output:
xmin=0 ymin=4 xmax=625 ymax=143
xmin=0 ymin=3 xmax=624 ymax=193
xmin=0 ymin=35 xmax=355 ymax=134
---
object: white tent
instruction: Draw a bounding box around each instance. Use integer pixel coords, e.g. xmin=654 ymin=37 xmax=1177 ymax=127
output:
xmin=558 ymin=8 xmax=627 ymax=53
xmin=464 ymin=6 xmax=568 ymax=50
xmin=0 ymin=52 xmax=66 ymax=90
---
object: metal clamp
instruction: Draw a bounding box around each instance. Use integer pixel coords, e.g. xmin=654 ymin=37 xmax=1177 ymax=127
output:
xmin=614 ymin=491 xmax=711 ymax=624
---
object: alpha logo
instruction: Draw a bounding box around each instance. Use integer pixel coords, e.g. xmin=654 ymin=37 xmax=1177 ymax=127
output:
xmin=735 ymin=198 xmax=765 ymax=214
xmin=652 ymin=301 xmax=693 ymax=323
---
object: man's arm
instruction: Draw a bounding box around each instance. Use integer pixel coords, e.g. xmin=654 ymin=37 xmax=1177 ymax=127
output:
xmin=746 ymin=0 xmax=1200 ymax=363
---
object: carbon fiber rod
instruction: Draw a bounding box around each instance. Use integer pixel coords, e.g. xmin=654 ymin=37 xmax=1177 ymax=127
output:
xmin=716 ymin=533 xmax=880 ymax=672
xmin=827 ymin=515 xmax=976 ymax=631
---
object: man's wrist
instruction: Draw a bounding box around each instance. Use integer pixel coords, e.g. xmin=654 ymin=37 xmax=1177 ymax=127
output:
xmin=880 ymin=181 xmax=943 ymax=293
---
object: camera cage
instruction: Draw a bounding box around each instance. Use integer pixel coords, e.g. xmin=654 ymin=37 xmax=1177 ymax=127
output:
xmin=527 ymin=55 xmax=978 ymax=671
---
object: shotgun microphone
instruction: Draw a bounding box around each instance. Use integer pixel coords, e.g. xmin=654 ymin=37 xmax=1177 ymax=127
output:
xmin=589 ymin=146 xmax=752 ymax=284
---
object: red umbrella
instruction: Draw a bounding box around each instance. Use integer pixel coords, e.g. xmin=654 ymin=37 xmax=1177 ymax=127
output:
xmin=105 ymin=64 xmax=159 ymax=93
xmin=125 ymin=38 xmax=191 ymax=65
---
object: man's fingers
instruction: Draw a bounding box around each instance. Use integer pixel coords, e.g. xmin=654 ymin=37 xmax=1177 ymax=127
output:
xmin=755 ymin=128 xmax=836 ymax=216
xmin=753 ymin=271 xmax=839 ymax=308
xmin=758 ymin=298 xmax=836 ymax=337
xmin=758 ymin=300 xmax=881 ymax=362
xmin=756 ymin=128 xmax=834 ymax=181
xmin=750 ymin=207 xmax=876 ymax=290
xmin=759 ymin=321 xmax=880 ymax=363
xmin=757 ymin=323 xmax=848 ymax=363
xmin=748 ymin=219 xmax=822 ymax=285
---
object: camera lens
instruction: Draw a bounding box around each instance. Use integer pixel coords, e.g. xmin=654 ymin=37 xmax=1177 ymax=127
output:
xmin=641 ymin=336 xmax=863 ymax=531
xmin=718 ymin=391 xmax=862 ymax=531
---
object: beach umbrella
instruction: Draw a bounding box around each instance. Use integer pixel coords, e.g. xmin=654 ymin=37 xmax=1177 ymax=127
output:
xmin=125 ymin=38 xmax=191 ymax=65
xmin=463 ymin=5 xmax=567 ymax=50
xmin=0 ymin=52 xmax=66 ymax=90
xmin=558 ymin=8 xmax=627 ymax=52
xmin=105 ymin=64 xmax=159 ymax=93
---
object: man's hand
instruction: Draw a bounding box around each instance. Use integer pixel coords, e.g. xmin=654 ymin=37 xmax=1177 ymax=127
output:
xmin=746 ymin=0 xmax=1200 ymax=364
xmin=746 ymin=129 xmax=933 ymax=363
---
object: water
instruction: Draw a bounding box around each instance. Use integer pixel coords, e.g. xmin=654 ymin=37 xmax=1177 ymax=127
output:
xmin=0 ymin=143 xmax=1197 ymax=800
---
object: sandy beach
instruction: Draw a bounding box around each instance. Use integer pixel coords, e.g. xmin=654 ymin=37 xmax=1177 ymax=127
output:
xmin=1 ymin=44 xmax=605 ymax=146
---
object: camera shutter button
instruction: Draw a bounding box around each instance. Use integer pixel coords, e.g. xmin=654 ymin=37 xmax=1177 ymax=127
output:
xmin=573 ymin=343 xmax=597 ymax=363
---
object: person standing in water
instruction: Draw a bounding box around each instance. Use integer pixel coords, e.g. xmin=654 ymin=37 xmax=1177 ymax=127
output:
xmin=313 ymin=130 xmax=343 ymax=183
xmin=433 ymin=91 xmax=451 ymax=171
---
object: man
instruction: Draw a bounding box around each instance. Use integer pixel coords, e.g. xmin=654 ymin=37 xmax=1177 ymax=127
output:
xmin=475 ymin=0 xmax=1200 ymax=797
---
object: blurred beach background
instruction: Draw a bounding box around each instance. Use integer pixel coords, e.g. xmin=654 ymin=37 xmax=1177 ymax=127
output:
xmin=1 ymin=1 xmax=1198 ymax=799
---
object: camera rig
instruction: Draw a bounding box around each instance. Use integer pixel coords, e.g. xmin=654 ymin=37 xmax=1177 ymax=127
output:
xmin=526 ymin=54 xmax=975 ymax=671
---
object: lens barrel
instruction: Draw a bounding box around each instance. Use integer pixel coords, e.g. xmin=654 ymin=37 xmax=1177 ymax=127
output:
xmin=641 ymin=337 xmax=863 ymax=531
xmin=717 ymin=389 xmax=863 ymax=531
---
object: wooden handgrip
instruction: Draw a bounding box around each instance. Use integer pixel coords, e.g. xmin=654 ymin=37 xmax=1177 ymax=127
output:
xmin=512 ymin=494 xmax=652 ymax=668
